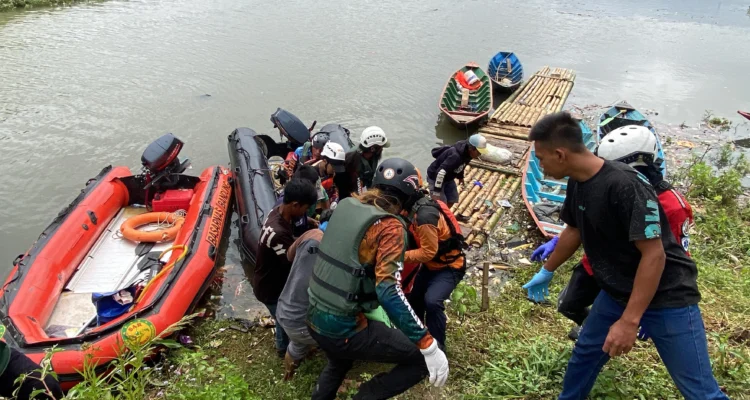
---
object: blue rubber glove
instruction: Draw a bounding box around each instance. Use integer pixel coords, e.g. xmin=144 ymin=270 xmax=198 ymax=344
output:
xmin=531 ymin=236 xmax=559 ymax=262
xmin=637 ymin=326 xmax=649 ymax=341
xmin=319 ymin=221 xmax=328 ymax=232
xmin=522 ymin=267 xmax=554 ymax=302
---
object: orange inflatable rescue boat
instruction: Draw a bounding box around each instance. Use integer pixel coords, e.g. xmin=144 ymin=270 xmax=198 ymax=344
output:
xmin=0 ymin=134 xmax=232 ymax=389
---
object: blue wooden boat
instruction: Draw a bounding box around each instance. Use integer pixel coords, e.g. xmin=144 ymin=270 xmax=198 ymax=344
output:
xmin=488 ymin=52 xmax=523 ymax=92
xmin=522 ymin=117 xmax=597 ymax=237
xmin=597 ymin=100 xmax=666 ymax=177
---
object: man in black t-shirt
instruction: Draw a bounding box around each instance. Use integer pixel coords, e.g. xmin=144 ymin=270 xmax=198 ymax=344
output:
xmin=253 ymin=179 xmax=318 ymax=358
xmin=524 ymin=112 xmax=726 ymax=400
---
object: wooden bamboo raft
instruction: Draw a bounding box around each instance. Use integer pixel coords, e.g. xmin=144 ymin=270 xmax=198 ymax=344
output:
xmin=451 ymin=165 xmax=522 ymax=248
xmin=451 ymin=65 xmax=576 ymax=247
xmin=489 ymin=66 xmax=576 ymax=130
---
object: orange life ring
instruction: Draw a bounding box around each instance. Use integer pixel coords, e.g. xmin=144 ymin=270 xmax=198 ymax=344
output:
xmin=120 ymin=212 xmax=184 ymax=243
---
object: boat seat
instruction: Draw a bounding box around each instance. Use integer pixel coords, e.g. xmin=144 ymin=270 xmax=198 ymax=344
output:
xmin=460 ymin=89 xmax=470 ymax=109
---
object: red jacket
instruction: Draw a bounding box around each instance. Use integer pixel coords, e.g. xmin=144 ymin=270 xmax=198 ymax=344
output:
xmin=581 ymin=184 xmax=693 ymax=275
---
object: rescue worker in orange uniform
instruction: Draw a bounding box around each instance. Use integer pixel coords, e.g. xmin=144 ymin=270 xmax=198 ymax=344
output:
xmin=403 ymin=177 xmax=467 ymax=350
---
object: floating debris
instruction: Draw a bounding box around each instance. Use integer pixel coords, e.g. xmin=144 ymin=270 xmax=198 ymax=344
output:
xmin=178 ymin=335 xmax=194 ymax=346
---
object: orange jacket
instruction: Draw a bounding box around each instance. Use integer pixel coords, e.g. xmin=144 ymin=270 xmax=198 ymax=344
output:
xmin=404 ymin=205 xmax=464 ymax=270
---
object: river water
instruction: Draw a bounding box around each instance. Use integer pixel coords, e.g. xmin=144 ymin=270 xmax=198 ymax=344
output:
xmin=1 ymin=0 xmax=749 ymax=318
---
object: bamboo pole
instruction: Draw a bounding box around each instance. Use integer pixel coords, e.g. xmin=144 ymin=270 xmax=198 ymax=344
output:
xmin=508 ymin=103 xmax=524 ymax=124
xmin=539 ymin=79 xmax=559 ymax=107
xmin=452 ymin=169 xmax=486 ymax=213
xmin=481 ymin=261 xmax=490 ymax=312
xmin=482 ymin=208 xmax=506 ymax=233
xmin=469 ymin=160 xmax=521 ymax=176
xmin=525 ymin=105 xmax=540 ymax=125
xmin=518 ymin=76 xmax=542 ymax=105
xmin=482 ymin=129 xmax=529 ymax=141
xmin=470 ymin=233 xmax=484 ymax=247
xmin=472 ymin=178 xmax=513 ymax=230
xmin=454 ymin=170 xmax=490 ymax=214
xmin=468 ymin=174 xmax=506 ymax=225
xmin=489 ymin=263 xmax=516 ymax=271
xmin=463 ymin=168 xmax=480 ymax=184
xmin=456 ymin=182 xmax=484 ymax=216
xmin=466 ymin=172 xmax=503 ymax=216
xmin=500 ymin=178 xmax=522 ymax=203
xmin=465 ymin=172 xmax=501 ymax=216
xmin=554 ymin=78 xmax=567 ymax=98
xmin=529 ymin=78 xmax=551 ymax=107
xmin=537 ymin=77 xmax=557 ymax=105
xmin=528 ymin=107 xmax=545 ymax=127
xmin=517 ymin=104 xmax=531 ymax=122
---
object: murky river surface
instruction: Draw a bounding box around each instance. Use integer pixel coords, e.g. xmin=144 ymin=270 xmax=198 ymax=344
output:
xmin=1 ymin=0 xmax=749 ymax=318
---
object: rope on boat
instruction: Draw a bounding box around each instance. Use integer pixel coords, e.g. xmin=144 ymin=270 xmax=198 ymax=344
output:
xmin=134 ymin=244 xmax=189 ymax=304
xmin=237 ymin=146 xmax=270 ymax=229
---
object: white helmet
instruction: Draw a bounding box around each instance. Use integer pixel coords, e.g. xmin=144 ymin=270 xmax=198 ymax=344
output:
xmin=360 ymin=126 xmax=390 ymax=148
xmin=321 ymin=141 xmax=346 ymax=162
xmin=597 ymin=125 xmax=658 ymax=167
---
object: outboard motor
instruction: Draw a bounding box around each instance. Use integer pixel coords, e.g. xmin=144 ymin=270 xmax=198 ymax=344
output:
xmin=264 ymin=108 xmax=317 ymax=159
xmin=141 ymin=133 xmax=191 ymax=194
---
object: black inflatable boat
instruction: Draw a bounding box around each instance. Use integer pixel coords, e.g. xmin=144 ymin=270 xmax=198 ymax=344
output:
xmin=227 ymin=128 xmax=278 ymax=263
xmin=227 ymin=110 xmax=355 ymax=263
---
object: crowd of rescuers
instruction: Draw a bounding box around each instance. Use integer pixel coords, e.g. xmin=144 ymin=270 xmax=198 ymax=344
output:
xmin=0 ymin=115 xmax=727 ymax=400
xmin=247 ymin=113 xmax=727 ymax=400
xmin=249 ymin=124 xmax=486 ymax=399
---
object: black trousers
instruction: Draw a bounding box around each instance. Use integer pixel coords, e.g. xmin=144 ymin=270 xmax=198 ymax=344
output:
xmin=308 ymin=321 xmax=428 ymax=400
xmin=408 ymin=266 xmax=465 ymax=347
xmin=557 ymin=262 xmax=601 ymax=326
xmin=0 ymin=348 xmax=63 ymax=400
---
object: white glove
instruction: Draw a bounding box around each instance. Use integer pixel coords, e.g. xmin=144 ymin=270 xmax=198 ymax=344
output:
xmin=420 ymin=340 xmax=449 ymax=387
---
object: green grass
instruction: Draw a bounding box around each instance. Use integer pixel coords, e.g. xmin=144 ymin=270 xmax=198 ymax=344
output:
xmin=172 ymin=154 xmax=750 ymax=399
xmin=0 ymin=0 xmax=91 ymax=12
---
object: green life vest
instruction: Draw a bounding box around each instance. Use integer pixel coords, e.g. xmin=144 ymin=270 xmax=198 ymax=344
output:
xmin=357 ymin=149 xmax=380 ymax=188
xmin=308 ymin=197 xmax=405 ymax=317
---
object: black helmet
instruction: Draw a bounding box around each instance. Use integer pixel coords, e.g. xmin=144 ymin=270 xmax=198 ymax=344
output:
xmin=372 ymin=158 xmax=423 ymax=198
xmin=311 ymin=132 xmax=330 ymax=150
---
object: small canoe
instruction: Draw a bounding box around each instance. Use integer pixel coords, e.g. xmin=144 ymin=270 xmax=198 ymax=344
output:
xmin=228 ymin=128 xmax=279 ymax=264
xmin=597 ymin=100 xmax=666 ymax=177
xmin=488 ymin=52 xmax=523 ymax=92
xmin=522 ymin=117 xmax=597 ymax=237
xmin=739 ymin=110 xmax=750 ymax=121
xmin=0 ymin=134 xmax=232 ymax=389
xmin=439 ymin=62 xmax=493 ymax=126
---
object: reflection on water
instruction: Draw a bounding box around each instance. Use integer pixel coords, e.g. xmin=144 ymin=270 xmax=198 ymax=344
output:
xmin=1 ymin=0 xmax=749 ymax=319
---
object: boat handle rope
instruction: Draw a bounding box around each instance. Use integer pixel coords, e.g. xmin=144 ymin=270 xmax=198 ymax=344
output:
xmin=134 ymin=244 xmax=188 ymax=305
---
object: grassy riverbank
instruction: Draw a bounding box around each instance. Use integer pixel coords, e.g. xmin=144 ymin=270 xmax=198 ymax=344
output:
xmin=0 ymin=0 xmax=88 ymax=12
xmin=181 ymin=159 xmax=750 ymax=399
xmin=32 ymin=149 xmax=750 ymax=399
